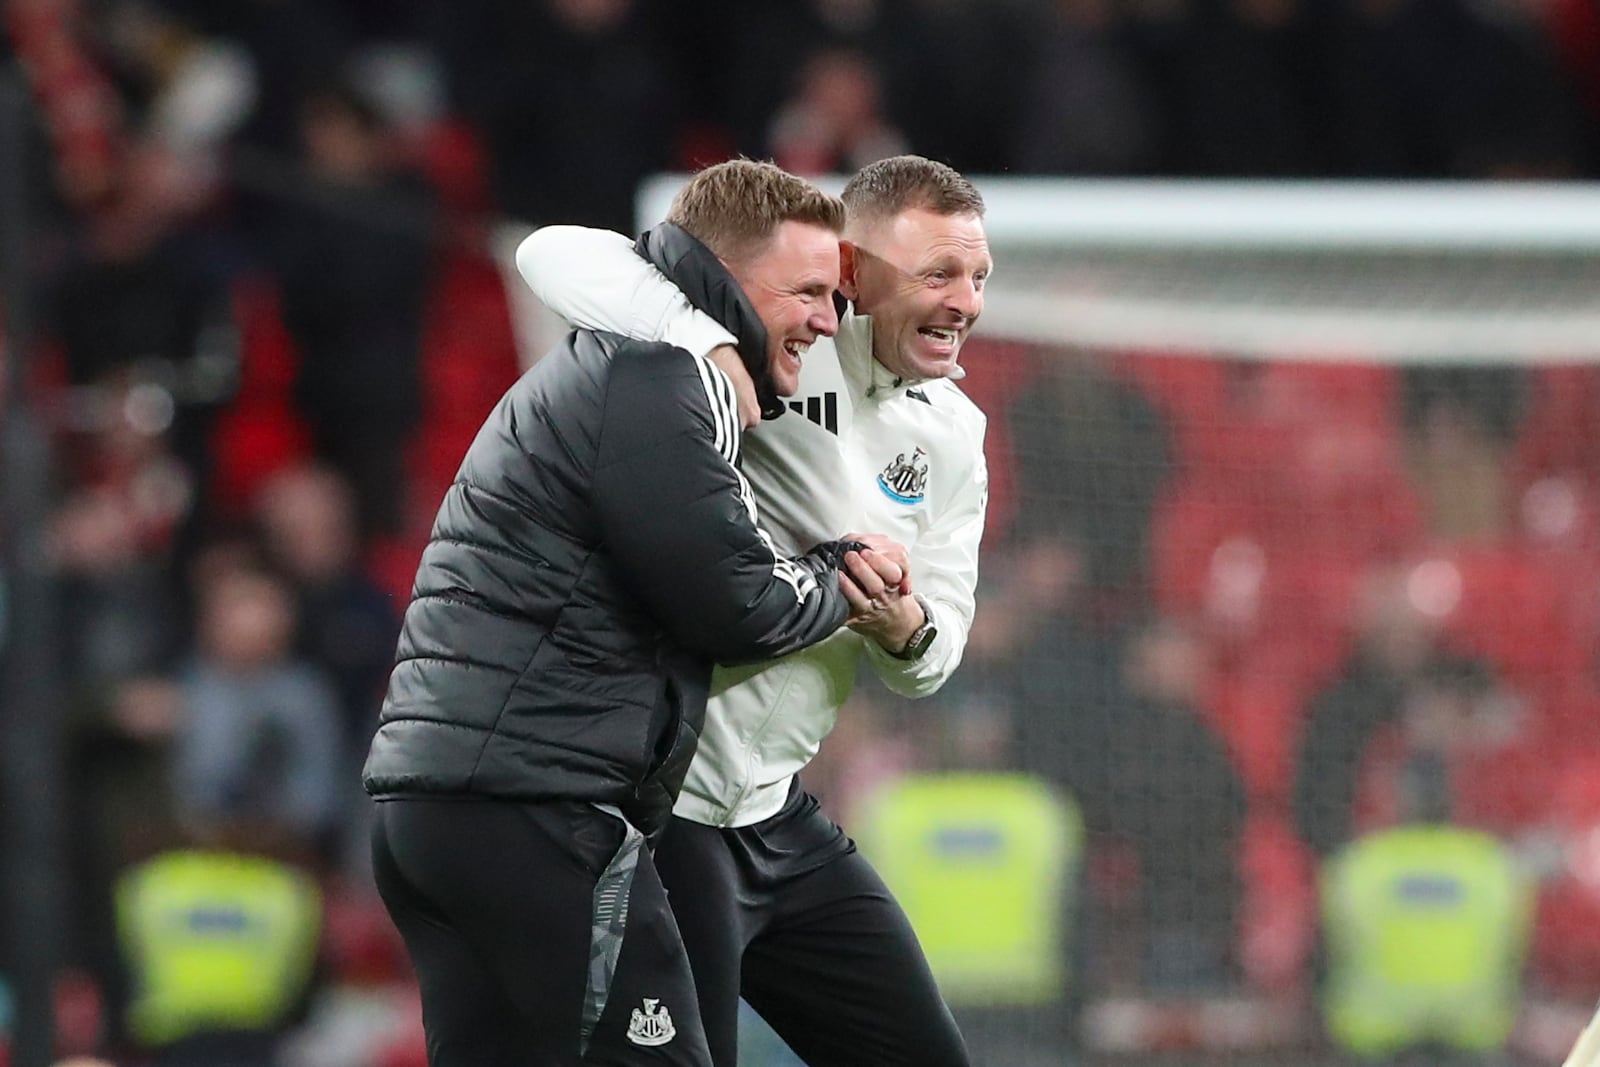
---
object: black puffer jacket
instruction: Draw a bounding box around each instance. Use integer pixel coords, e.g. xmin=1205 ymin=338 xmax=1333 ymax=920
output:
xmin=363 ymin=224 xmax=850 ymax=840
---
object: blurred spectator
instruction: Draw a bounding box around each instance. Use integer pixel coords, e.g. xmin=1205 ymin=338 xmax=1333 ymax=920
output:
xmin=94 ymin=0 xmax=258 ymax=207
xmin=264 ymin=81 xmax=437 ymax=539
xmin=62 ymin=676 xmax=187 ymax=1051
xmin=1350 ymin=656 xmax=1525 ymax=836
xmin=710 ymin=0 xmax=943 ymax=162
xmin=49 ymin=144 xmax=240 ymax=524
xmin=931 ymin=533 xmax=1126 ymax=824
xmin=49 ymin=371 xmax=193 ymax=689
xmin=1321 ymin=0 xmax=1579 ymax=177
xmin=1012 ymin=0 xmax=1161 ymax=175
xmin=46 ymin=368 xmax=194 ymax=973
xmin=205 ymin=0 xmax=355 ymax=160
xmin=1161 ymin=0 xmax=1324 ymax=176
xmin=1402 ymin=366 xmax=1527 ymax=542
xmin=461 ymin=0 xmax=676 ymax=229
xmin=49 ymin=373 xmax=195 ymax=1006
xmin=1014 ymin=607 xmax=1245 ymax=992
xmin=110 ymin=816 xmax=323 ymax=1067
xmin=873 ymin=0 xmax=1034 ymax=173
xmin=254 ymin=464 xmax=400 ymax=768
xmin=9 ymin=0 xmax=126 ymax=208
xmin=713 ymin=0 xmax=848 ymax=156
xmin=1317 ymin=750 xmax=1534 ymax=1064
xmin=173 ymin=561 xmax=345 ymax=854
xmin=1293 ymin=563 xmax=1502 ymax=856
xmin=1006 ymin=348 xmax=1172 ymax=604
xmin=1113 ymin=618 xmax=1247 ymax=991
xmin=767 ymin=48 xmax=906 ymax=176
xmin=981 ymin=534 xmax=1127 ymax=774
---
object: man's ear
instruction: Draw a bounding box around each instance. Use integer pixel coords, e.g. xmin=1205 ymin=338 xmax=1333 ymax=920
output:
xmin=838 ymin=240 xmax=861 ymax=302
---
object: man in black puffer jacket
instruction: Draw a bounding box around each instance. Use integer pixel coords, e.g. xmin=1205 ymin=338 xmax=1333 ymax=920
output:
xmin=363 ymin=162 xmax=902 ymax=1066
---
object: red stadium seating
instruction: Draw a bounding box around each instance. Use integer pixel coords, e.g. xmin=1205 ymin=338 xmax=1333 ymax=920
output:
xmin=208 ymin=276 xmax=313 ymax=520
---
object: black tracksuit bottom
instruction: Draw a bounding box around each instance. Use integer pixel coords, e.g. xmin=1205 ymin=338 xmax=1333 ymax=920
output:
xmin=371 ymin=796 xmax=711 ymax=1066
xmin=653 ymin=785 xmax=970 ymax=1067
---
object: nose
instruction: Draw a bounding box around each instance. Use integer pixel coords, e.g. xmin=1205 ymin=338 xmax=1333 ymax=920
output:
xmin=945 ymin=275 xmax=981 ymax=320
xmin=809 ymin=296 xmax=839 ymax=337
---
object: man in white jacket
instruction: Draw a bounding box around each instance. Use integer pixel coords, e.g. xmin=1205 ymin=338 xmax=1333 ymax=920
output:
xmin=516 ymin=155 xmax=990 ymax=1067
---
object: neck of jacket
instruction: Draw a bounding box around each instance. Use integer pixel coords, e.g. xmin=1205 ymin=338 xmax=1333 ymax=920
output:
xmin=635 ymin=223 xmax=780 ymax=418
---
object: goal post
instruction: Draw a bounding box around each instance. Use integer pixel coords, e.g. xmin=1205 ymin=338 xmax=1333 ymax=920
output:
xmin=637 ymin=176 xmax=1600 ymax=363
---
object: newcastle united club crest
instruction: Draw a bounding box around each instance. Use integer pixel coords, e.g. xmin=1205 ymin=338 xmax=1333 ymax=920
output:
xmin=626 ymin=998 xmax=676 ymax=1046
xmin=877 ymin=447 xmax=929 ymax=504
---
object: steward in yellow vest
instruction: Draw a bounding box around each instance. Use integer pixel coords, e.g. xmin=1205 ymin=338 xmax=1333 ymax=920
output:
xmin=856 ymin=772 xmax=1084 ymax=1008
xmin=114 ymin=839 xmax=321 ymax=1064
xmin=1320 ymin=804 xmax=1532 ymax=1058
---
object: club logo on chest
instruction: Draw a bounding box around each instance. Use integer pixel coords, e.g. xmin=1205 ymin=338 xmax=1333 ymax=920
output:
xmin=877 ymin=447 xmax=929 ymax=505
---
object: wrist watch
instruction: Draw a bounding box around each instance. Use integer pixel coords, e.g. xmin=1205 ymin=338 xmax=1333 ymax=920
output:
xmin=889 ymin=595 xmax=937 ymax=661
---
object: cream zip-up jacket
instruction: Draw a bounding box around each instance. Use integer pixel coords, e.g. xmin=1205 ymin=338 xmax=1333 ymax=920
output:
xmin=516 ymin=227 xmax=988 ymax=827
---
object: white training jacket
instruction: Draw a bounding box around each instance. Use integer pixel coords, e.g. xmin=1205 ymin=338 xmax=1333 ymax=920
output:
xmin=515 ymin=227 xmax=988 ymax=827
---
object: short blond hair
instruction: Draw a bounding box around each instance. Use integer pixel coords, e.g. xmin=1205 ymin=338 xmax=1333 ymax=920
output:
xmin=667 ymin=159 xmax=846 ymax=265
xmin=842 ymin=155 xmax=985 ymax=225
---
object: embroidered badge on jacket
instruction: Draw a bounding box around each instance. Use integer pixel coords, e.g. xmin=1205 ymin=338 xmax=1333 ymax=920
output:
xmin=877 ymin=447 xmax=929 ymax=504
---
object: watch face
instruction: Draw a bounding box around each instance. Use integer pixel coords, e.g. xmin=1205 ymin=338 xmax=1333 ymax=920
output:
xmin=907 ymin=624 xmax=936 ymax=658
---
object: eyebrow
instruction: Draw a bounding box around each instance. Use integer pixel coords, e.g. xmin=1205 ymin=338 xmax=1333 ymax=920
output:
xmin=922 ymin=256 xmax=991 ymax=274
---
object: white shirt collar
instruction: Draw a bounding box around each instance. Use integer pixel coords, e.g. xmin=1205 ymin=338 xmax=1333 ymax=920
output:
xmin=835 ymin=307 xmax=939 ymax=402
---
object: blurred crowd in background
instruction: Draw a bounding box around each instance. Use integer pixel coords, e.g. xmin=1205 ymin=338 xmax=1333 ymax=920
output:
xmin=6 ymin=0 xmax=1600 ymax=1064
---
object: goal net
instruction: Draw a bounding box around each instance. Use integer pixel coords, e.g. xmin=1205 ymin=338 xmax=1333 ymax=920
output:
xmin=881 ymin=179 xmax=1600 ymax=1067
xmin=540 ymin=178 xmax=1600 ymax=1065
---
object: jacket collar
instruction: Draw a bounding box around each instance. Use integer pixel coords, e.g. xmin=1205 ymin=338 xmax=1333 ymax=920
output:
xmin=835 ymin=307 xmax=924 ymax=402
xmin=635 ymin=224 xmax=782 ymax=420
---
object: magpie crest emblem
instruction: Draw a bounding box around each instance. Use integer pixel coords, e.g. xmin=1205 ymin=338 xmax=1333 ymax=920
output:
xmin=877 ymin=447 xmax=929 ymax=504
xmin=627 ymin=998 xmax=676 ymax=1047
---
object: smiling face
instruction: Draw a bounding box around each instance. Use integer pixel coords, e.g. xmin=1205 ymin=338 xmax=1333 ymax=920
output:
xmin=727 ymin=220 xmax=842 ymax=396
xmin=842 ymin=207 xmax=991 ymax=383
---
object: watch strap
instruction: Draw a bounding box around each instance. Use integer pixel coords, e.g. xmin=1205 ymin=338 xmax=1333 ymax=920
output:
xmin=889 ymin=595 xmax=937 ymax=660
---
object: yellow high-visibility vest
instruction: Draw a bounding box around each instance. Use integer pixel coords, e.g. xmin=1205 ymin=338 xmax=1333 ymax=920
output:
xmin=856 ymin=772 xmax=1084 ymax=1007
xmin=115 ymin=849 xmax=322 ymax=1047
xmin=1320 ymin=825 xmax=1533 ymax=1057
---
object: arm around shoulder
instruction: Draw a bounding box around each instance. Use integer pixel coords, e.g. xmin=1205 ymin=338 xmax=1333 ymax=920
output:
xmin=515 ymin=225 xmax=736 ymax=357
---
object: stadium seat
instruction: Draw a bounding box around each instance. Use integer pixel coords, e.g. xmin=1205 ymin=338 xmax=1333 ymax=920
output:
xmin=1150 ymin=481 xmax=1363 ymax=692
xmin=1208 ymin=675 xmax=1307 ymax=805
xmin=1117 ymin=350 xmax=1231 ymax=438
xmin=208 ymin=276 xmax=313 ymax=519
xmin=409 ymin=249 xmax=522 ymax=531
xmin=411 ymin=117 xmax=493 ymax=218
xmin=1434 ymin=545 xmax=1580 ymax=687
xmin=366 ymin=536 xmax=426 ymax=608
xmin=1514 ymin=367 xmax=1600 ymax=488
xmin=418 ymin=253 xmax=521 ymax=422
xmin=1529 ymin=748 xmax=1600 ymax=995
xmin=320 ymin=882 xmax=410 ymax=988
xmin=1237 ymin=813 xmax=1317 ymax=991
xmin=959 ymin=338 xmax=1036 ymax=542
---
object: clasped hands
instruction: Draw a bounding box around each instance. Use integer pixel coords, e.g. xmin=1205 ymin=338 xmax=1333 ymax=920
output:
xmin=837 ymin=532 xmax=924 ymax=653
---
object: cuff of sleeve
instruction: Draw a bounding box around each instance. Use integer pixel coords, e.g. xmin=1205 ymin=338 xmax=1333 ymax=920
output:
xmin=664 ymin=315 xmax=738 ymax=359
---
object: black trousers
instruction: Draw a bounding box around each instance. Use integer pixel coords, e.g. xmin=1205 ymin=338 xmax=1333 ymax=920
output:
xmin=371 ymin=797 xmax=711 ymax=1066
xmin=653 ymin=788 xmax=970 ymax=1067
